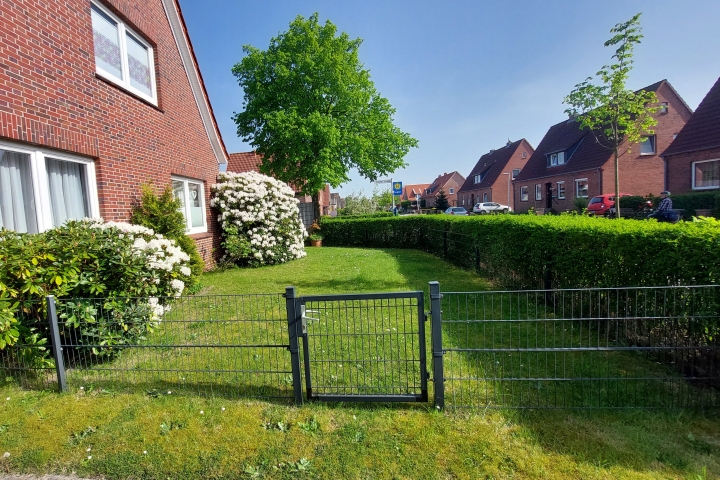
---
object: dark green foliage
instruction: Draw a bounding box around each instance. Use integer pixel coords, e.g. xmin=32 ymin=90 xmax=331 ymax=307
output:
xmin=336 ymin=211 xmax=393 ymax=219
xmin=620 ymin=192 xmax=719 ymax=219
xmin=400 ymin=200 xmax=412 ymax=210
xmin=320 ymin=214 xmax=720 ymax=289
xmin=434 ymin=189 xmax=450 ymax=211
xmin=618 ymin=195 xmax=649 ymax=210
xmin=131 ymin=183 xmax=204 ymax=290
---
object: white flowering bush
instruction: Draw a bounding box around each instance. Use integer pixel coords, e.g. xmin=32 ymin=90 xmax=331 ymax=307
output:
xmin=211 ymin=171 xmax=306 ymax=267
xmin=0 ymin=219 xmax=193 ymax=362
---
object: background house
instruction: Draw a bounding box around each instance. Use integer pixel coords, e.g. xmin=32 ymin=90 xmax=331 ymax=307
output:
xmin=663 ymin=76 xmax=720 ymax=194
xmin=400 ymin=183 xmax=431 ymax=209
xmin=512 ymin=80 xmax=692 ymax=213
xmin=457 ymin=139 xmax=534 ymax=210
xmin=420 ymin=172 xmax=465 ymax=208
xmin=0 ymin=0 xmax=227 ymax=266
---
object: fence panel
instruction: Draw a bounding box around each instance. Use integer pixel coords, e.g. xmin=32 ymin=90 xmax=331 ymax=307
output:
xmin=49 ymin=294 xmax=292 ymax=399
xmin=440 ymin=286 xmax=720 ymax=409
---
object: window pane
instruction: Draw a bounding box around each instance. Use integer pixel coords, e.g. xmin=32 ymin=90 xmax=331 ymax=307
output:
xmin=126 ymin=33 xmax=152 ymax=96
xmin=640 ymin=136 xmax=655 ymax=154
xmin=91 ymin=6 xmax=123 ymax=80
xmin=46 ymin=158 xmax=89 ymax=227
xmin=0 ymin=149 xmax=37 ymax=233
xmin=172 ymin=180 xmax=186 ymax=220
xmin=695 ymin=161 xmax=720 ymax=188
xmin=188 ymin=182 xmax=204 ymax=228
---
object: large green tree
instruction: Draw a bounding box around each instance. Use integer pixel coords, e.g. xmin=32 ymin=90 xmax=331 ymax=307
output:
xmin=232 ymin=13 xmax=418 ymax=221
xmin=563 ymin=13 xmax=658 ymax=219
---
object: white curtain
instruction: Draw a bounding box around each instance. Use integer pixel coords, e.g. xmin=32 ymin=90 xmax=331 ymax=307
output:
xmin=46 ymin=158 xmax=88 ymax=227
xmin=0 ymin=149 xmax=37 ymax=233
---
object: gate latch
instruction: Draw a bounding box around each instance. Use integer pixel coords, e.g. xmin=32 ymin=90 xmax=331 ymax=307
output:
xmin=300 ymin=305 xmax=320 ymax=334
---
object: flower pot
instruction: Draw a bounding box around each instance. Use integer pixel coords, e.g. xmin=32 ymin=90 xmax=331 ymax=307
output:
xmin=310 ymin=239 xmax=322 ymax=247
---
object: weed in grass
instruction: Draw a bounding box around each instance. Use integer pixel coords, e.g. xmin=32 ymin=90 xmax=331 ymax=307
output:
xmin=262 ymin=420 xmax=289 ymax=432
xmin=69 ymin=426 xmax=97 ymax=446
xmin=159 ymin=420 xmax=184 ymax=436
xmin=298 ymin=416 xmax=320 ymax=435
xmin=0 ymin=424 xmax=8 ymax=434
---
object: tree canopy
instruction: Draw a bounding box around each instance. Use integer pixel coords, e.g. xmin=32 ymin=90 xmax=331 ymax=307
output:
xmin=563 ymin=13 xmax=658 ymax=218
xmin=232 ymin=13 xmax=418 ymax=212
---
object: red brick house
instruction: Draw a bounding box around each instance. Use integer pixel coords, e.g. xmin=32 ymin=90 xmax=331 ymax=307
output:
xmin=0 ymin=0 xmax=228 ymax=266
xmin=420 ymin=172 xmax=465 ymax=208
xmin=457 ymin=139 xmax=534 ymax=211
xmin=513 ymin=80 xmax=692 ymax=213
xmin=400 ymin=183 xmax=430 ymax=209
xmin=663 ymin=76 xmax=720 ymax=194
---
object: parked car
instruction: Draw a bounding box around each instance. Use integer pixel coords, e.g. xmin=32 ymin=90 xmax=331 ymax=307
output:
xmin=587 ymin=193 xmax=632 ymax=216
xmin=444 ymin=207 xmax=468 ymax=215
xmin=472 ymin=202 xmax=512 ymax=214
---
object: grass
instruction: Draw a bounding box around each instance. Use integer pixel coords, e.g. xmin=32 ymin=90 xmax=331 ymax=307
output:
xmin=1 ymin=247 xmax=719 ymax=479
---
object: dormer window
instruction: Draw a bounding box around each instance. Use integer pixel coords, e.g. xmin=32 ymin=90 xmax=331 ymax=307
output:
xmin=548 ymin=151 xmax=565 ymax=167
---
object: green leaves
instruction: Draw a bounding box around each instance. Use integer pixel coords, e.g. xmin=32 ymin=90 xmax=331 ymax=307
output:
xmin=232 ymin=13 xmax=417 ymax=196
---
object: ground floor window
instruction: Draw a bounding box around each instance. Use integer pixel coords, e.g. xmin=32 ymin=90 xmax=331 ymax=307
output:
xmin=520 ymin=186 xmax=528 ymax=201
xmin=535 ymin=184 xmax=541 ymax=201
xmin=693 ymin=159 xmax=719 ymax=190
xmin=172 ymin=176 xmax=207 ymax=233
xmin=483 ymin=192 xmax=489 ymax=202
xmin=575 ymin=178 xmax=589 ymax=198
xmin=0 ymin=142 xmax=98 ymax=233
xmin=557 ymin=181 xmax=566 ymax=200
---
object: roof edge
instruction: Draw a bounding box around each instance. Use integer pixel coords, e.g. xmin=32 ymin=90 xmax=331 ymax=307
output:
xmin=162 ymin=0 xmax=228 ymax=165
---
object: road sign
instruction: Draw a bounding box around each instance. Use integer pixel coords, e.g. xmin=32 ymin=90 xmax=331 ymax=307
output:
xmin=393 ymin=181 xmax=403 ymax=196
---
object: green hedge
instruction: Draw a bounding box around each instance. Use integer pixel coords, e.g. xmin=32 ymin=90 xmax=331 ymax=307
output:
xmin=620 ymin=192 xmax=720 ymax=219
xmin=336 ymin=211 xmax=394 ymax=218
xmin=320 ymin=215 xmax=720 ymax=289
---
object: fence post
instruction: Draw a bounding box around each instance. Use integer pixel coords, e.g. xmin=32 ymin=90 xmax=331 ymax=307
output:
xmin=429 ymin=281 xmax=444 ymax=409
xmin=284 ymin=286 xmax=304 ymax=406
xmin=46 ymin=295 xmax=67 ymax=393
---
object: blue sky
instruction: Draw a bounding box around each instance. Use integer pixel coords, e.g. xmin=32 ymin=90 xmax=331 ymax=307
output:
xmin=179 ymin=0 xmax=720 ymax=197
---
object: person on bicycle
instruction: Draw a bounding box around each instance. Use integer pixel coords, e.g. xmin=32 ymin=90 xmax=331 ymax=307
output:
xmin=653 ymin=191 xmax=678 ymax=222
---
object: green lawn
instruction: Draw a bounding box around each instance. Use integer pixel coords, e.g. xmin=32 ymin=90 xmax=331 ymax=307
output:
xmin=1 ymin=247 xmax=718 ymax=479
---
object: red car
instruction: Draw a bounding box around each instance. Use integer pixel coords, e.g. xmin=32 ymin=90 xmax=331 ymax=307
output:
xmin=587 ymin=193 xmax=632 ymax=216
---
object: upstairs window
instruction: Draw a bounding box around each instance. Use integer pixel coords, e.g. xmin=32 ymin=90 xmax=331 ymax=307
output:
xmin=548 ymin=151 xmax=565 ymax=167
xmin=640 ymin=135 xmax=656 ymax=154
xmin=512 ymin=168 xmax=520 ymax=179
xmin=659 ymin=102 xmax=668 ymax=114
xmin=449 ymin=188 xmax=454 ymax=194
xmin=91 ymin=3 xmax=157 ymax=104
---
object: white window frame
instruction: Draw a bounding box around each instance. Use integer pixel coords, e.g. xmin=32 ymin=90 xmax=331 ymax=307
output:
xmin=692 ymin=159 xmax=720 ymax=191
xmin=449 ymin=188 xmax=454 ymax=194
xmin=512 ymin=168 xmax=520 ymax=180
xmin=483 ymin=192 xmax=489 ymax=202
xmin=172 ymin=175 xmax=208 ymax=234
xmin=557 ymin=181 xmax=566 ymax=200
xmin=520 ymin=186 xmax=529 ymax=202
xmin=639 ymin=135 xmax=656 ymax=155
xmin=659 ymin=102 xmax=668 ymax=114
xmin=0 ymin=140 xmax=100 ymax=232
xmin=535 ymin=184 xmax=542 ymax=201
xmin=575 ymin=178 xmax=589 ymax=198
xmin=91 ymin=2 xmax=158 ymax=105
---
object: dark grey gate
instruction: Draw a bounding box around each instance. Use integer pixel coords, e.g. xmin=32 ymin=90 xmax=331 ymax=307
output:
xmin=286 ymin=289 xmax=428 ymax=403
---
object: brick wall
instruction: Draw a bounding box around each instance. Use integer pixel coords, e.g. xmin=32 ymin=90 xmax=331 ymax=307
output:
xmin=0 ymin=0 xmax=222 ymax=267
xmin=513 ymin=170 xmax=601 ymax=213
xmin=665 ymin=147 xmax=720 ymax=194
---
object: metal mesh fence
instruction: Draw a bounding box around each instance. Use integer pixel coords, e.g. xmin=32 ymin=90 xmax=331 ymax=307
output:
xmin=440 ymin=286 xmax=720 ymax=409
xmin=301 ymin=292 xmax=427 ymax=401
xmin=0 ymin=299 xmax=56 ymax=391
xmin=49 ymin=294 xmax=291 ymax=399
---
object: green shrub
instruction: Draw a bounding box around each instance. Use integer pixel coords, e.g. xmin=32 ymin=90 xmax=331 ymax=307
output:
xmin=131 ymin=183 xmax=204 ymax=291
xmin=668 ymin=192 xmax=718 ymax=218
xmin=0 ymin=220 xmax=192 ymax=363
xmin=320 ymin=215 xmax=720 ymax=289
xmin=618 ymin=195 xmax=649 ymax=210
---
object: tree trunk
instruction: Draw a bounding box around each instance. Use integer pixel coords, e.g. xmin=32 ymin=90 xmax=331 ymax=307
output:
xmin=312 ymin=192 xmax=321 ymax=224
xmin=614 ymin=146 xmax=621 ymax=219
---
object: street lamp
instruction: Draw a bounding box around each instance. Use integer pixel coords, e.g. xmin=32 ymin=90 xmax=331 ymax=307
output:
xmin=502 ymin=172 xmax=511 ymax=208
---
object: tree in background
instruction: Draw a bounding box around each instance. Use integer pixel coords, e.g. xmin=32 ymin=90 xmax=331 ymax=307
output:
xmin=339 ymin=191 xmax=379 ymax=216
xmin=232 ymin=13 xmax=418 ymax=221
xmin=563 ymin=13 xmax=658 ymax=219
xmin=434 ymin=189 xmax=450 ymax=211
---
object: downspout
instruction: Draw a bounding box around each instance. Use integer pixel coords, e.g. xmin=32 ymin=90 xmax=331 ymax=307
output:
xmin=489 ymin=187 xmax=492 ymax=202
xmin=596 ymin=167 xmax=603 ymax=193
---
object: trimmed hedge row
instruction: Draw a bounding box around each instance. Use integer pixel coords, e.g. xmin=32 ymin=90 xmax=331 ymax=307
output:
xmin=620 ymin=192 xmax=720 ymax=218
xmin=320 ymin=215 xmax=720 ymax=289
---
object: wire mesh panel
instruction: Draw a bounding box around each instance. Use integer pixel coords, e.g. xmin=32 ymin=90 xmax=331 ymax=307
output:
xmin=441 ymin=286 xmax=720 ymax=409
xmin=0 ymin=299 xmax=57 ymax=391
xmin=51 ymin=294 xmax=292 ymax=399
xmin=301 ymin=292 xmax=428 ymax=402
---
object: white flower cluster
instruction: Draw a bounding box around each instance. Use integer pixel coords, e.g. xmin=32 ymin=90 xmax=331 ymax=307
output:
xmin=83 ymin=218 xmax=191 ymax=299
xmin=211 ymin=172 xmax=307 ymax=266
